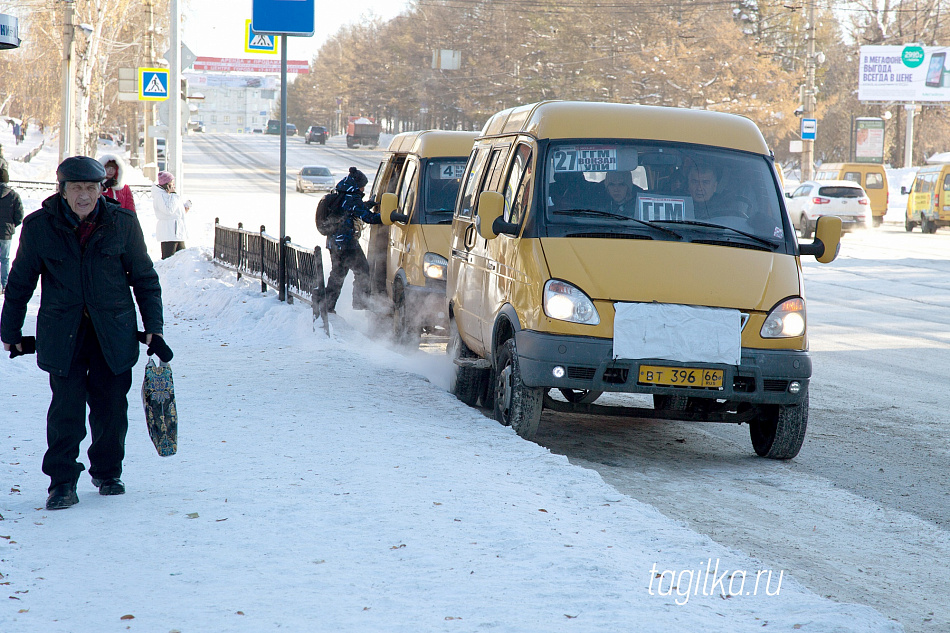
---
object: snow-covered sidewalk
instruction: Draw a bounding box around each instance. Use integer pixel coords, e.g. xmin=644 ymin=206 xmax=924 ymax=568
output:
xmin=0 ymin=248 xmax=899 ymax=632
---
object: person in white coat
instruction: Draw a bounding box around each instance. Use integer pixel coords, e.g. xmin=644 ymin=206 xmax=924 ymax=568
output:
xmin=152 ymin=171 xmax=191 ymax=259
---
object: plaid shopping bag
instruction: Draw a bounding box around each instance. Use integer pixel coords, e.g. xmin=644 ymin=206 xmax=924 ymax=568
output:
xmin=142 ymin=358 xmax=178 ymax=456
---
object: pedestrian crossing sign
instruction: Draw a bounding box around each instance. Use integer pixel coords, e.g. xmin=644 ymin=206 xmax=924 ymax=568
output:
xmin=245 ymin=19 xmax=278 ymax=54
xmin=138 ymin=68 xmax=169 ymax=101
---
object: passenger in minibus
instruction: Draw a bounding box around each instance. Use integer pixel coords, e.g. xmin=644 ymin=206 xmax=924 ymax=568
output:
xmin=603 ymin=170 xmax=643 ymax=216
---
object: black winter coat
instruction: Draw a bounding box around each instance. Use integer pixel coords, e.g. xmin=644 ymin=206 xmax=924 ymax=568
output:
xmin=0 ymin=184 xmax=24 ymax=240
xmin=0 ymin=194 xmax=163 ymax=376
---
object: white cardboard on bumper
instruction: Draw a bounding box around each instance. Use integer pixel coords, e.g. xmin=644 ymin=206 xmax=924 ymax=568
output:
xmin=613 ymin=303 xmax=741 ymax=365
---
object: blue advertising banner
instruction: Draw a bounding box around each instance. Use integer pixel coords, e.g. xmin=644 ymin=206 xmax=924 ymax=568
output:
xmin=252 ymin=0 xmax=315 ymax=36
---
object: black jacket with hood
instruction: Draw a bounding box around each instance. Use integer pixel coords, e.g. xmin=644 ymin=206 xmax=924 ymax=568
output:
xmin=0 ymin=194 xmax=163 ymax=376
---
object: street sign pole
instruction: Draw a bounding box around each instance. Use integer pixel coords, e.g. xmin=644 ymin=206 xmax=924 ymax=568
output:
xmin=253 ymin=0 xmax=314 ymax=303
xmin=278 ymin=35 xmax=288 ymax=302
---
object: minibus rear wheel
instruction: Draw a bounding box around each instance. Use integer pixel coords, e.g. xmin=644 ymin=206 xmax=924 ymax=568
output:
xmin=448 ymin=319 xmax=488 ymax=407
xmin=494 ymin=339 xmax=543 ymax=439
xmin=748 ymin=391 xmax=809 ymax=460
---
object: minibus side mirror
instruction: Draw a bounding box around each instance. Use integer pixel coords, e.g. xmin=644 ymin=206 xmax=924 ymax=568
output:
xmin=476 ymin=191 xmax=505 ymax=240
xmin=785 ymin=192 xmax=793 ymax=198
xmin=900 ymin=186 xmax=909 ymax=195
xmin=799 ymin=215 xmax=842 ymax=263
xmin=380 ymin=193 xmax=404 ymax=226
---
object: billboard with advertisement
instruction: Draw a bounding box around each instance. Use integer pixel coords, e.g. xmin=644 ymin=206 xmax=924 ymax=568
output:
xmin=859 ymin=45 xmax=950 ymax=101
xmin=854 ymin=118 xmax=885 ymax=163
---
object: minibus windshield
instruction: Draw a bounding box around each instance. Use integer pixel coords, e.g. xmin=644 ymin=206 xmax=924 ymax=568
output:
xmin=543 ymin=141 xmax=786 ymax=244
xmin=423 ymin=160 xmax=466 ymax=221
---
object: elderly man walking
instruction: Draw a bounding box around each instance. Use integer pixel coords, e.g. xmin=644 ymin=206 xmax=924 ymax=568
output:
xmin=1 ymin=156 xmax=167 ymax=510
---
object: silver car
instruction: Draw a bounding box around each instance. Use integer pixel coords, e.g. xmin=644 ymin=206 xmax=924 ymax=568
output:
xmin=296 ymin=165 xmax=335 ymax=193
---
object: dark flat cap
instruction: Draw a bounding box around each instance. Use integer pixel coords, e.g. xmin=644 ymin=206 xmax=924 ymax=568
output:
xmin=56 ymin=156 xmax=107 ymax=183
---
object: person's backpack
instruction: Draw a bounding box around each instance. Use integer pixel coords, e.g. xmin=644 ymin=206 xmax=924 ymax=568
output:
xmin=315 ymin=190 xmax=345 ymax=236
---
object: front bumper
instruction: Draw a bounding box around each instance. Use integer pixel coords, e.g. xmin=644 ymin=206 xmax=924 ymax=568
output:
xmin=515 ymin=330 xmax=810 ymax=405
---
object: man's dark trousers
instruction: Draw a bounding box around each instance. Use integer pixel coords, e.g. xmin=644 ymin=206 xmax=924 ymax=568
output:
xmin=43 ymin=317 xmax=132 ymax=491
xmin=326 ymin=243 xmax=371 ymax=311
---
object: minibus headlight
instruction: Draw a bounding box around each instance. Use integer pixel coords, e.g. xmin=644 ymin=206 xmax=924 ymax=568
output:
xmin=543 ymin=279 xmax=600 ymax=325
xmin=423 ymin=253 xmax=448 ymax=280
xmin=760 ymin=297 xmax=806 ymax=338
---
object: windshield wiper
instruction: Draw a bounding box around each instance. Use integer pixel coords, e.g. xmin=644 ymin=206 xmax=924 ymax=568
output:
xmin=553 ymin=209 xmax=682 ymax=239
xmin=651 ymin=219 xmax=778 ymax=249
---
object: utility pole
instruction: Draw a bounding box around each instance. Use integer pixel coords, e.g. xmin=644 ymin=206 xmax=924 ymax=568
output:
xmin=169 ymin=0 xmax=182 ymax=190
xmin=904 ymin=103 xmax=916 ymax=168
xmin=144 ymin=0 xmax=156 ymax=181
xmin=801 ymin=0 xmax=817 ymax=181
xmin=59 ymin=0 xmax=76 ymax=163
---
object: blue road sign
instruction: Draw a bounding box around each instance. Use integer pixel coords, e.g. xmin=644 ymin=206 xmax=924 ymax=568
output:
xmin=801 ymin=118 xmax=817 ymax=140
xmin=252 ymin=0 xmax=315 ymax=36
xmin=139 ymin=68 xmax=169 ymax=101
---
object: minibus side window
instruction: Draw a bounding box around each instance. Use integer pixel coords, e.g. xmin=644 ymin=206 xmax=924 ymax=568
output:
xmin=843 ymin=171 xmax=861 ymax=184
xmin=370 ymin=160 xmax=387 ymax=200
xmin=458 ymin=149 xmax=488 ymax=219
xmin=944 ymin=174 xmax=950 ymax=192
xmin=865 ymin=172 xmax=884 ymax=189
xmin=503 ymin=144 xmax=533 ymax=225
xmin=471 ymin=147 xmax=508 ymax=217
xmin=485 ymin=148 xmax=510 ymax=194
xmin=397 ymin=159 xmax=419 ymax=221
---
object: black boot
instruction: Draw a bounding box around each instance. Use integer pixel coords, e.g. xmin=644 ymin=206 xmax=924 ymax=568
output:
xmin=46 ymin=483 xmax=79 ymax=510
xmin=92 ymin=478 xmax=125 ymax=496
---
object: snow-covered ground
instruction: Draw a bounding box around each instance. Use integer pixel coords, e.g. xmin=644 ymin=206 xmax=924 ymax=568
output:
xmin=1 ymin=137 xmax=904 ymax=632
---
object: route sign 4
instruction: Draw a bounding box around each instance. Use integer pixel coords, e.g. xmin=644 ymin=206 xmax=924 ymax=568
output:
xmin=245 ymin=19 xmax=277 ymax=54
xmin=139 ymin=68 xmax=169 ymax=101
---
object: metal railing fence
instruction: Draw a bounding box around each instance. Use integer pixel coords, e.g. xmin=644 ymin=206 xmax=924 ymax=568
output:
xmin=212 ymin=218 xmax=330 ymax=335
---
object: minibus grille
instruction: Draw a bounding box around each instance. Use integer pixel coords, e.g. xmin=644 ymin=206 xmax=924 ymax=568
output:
xmin=567 ymin=366 xmax=597 ymax=380
xmin=763 ymin=379 xmax=790 ymax=392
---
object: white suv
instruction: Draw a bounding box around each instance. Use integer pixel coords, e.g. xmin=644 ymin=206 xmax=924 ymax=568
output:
xmin=784 ymin=179 xmax=870 ymax=238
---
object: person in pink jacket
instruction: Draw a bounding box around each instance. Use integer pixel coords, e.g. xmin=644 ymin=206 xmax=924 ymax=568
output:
xmin=97 ymin=153 xmax=136 ymax=213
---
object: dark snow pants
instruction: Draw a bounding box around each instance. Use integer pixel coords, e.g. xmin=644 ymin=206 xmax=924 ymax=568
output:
xmin=43 ymin=317 xmax=132 ymax=491
xmin=325 ymin=244 xmax=371 ymax=311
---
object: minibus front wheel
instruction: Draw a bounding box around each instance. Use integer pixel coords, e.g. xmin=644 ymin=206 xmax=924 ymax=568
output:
xmin=494 ymin=339 xmax=543 ymax=440
xmin=392 ymin=283 xmax=421 ymax=348
xmin=748 ymin=391 xmax=809 ymax=460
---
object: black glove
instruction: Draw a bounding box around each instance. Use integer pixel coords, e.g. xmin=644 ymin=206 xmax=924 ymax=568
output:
xmin=8 ymin=336 xmax=36 ymax=359
xmin=137 ymin=331 xmax=174 ymax=363
xmin=367 ymin=199 xmax=380 ymax=209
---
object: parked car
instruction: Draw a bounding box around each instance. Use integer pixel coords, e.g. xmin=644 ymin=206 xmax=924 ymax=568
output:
xmin=286 ymin=123 xmax=297 ymax=136
xmin=305 ymin=125 xmax=329 ymax=145
xmin=266 ymin=119 xmax=280 ymax=135
xmin=784 ymin=180 xmax=870 ymax=238
xmin=296 ymin=165 xmax=335 ymax=193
